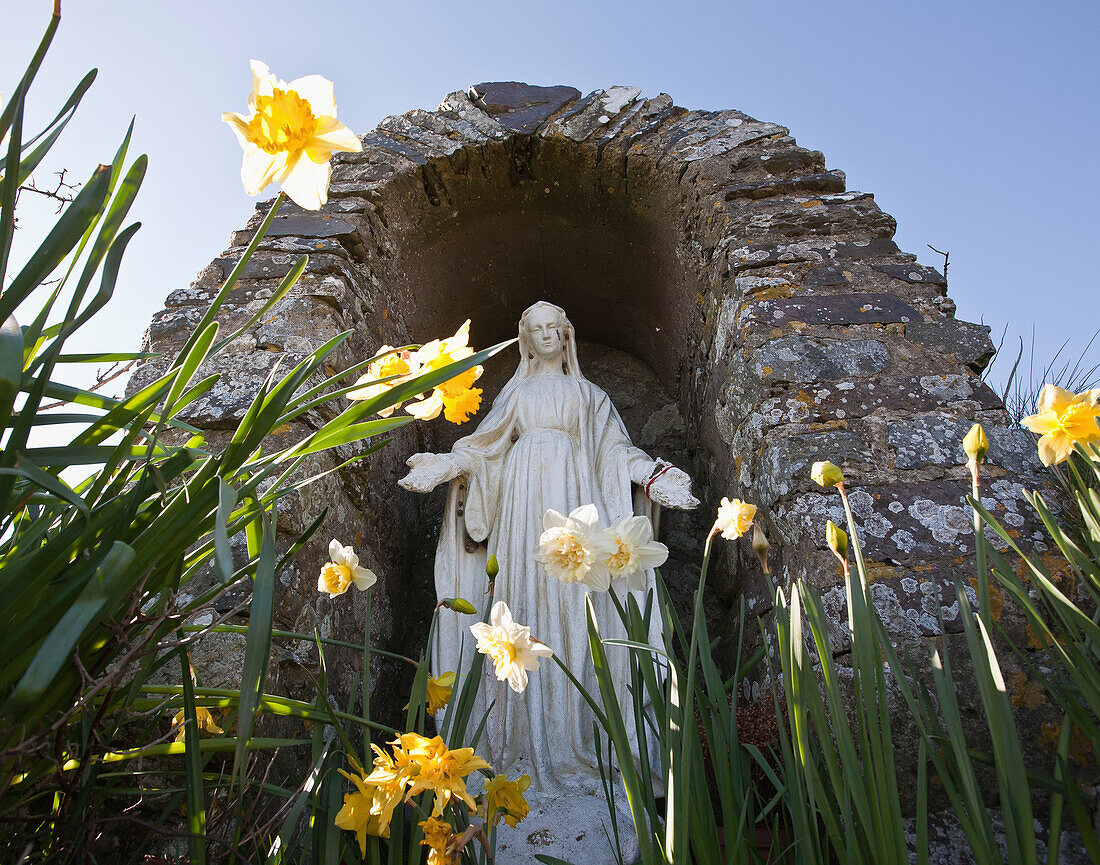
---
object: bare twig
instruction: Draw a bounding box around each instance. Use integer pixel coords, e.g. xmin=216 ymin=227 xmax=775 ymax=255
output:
xmin=40 ymin=358 xmax=136 ymax=410
xmin=17 ymin=169 xmax=79 ymax=213
xmin=927 ymin=244 xmax=949 ymax=283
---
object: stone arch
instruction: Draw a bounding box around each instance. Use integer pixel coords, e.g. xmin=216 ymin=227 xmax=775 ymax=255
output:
xmin=132 ymin=82 xmax=1041 ymax=720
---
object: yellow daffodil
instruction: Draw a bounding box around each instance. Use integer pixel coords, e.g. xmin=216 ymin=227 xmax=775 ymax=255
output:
xmin=470 ymin=601 xmax=554 ymax=693
xmin=396 ymin=733 xmax=490 ymax=816
xmin=962 ymin=423 xmax=990 ymax=466
xmin=752 ymin=523 xmax=771 ymax=575
xmin=811 ymin=460 xmax=845 ymax=488
xmin=222 ymin=60 xmax=362 ymax=210
xmin=714 ymin=497 xmax=757 ymax=540
xmin=318 ymin=538 xmax=377 ymax=598
xmin=442 ymin=386 xmax=483 ymax=424
xmin=425 ymin=671 xmax=456 ymax=714
xmin=535 ymin=504 xmax=616 ymax=591
xmin=603 ymin=514 xmax=668 ymax=591
xmin=483 ymin=772 xmax=531 ymax=828
xmin=405 ymin=320 xmax=484 ymax=425
xmin=1021 ymin=384 xmax=1100 ymax=466
xmin=335 ymin=764 xmax=400 ymax=847
xmin=419 ymin=817 xmax=457 ymax=865
xmin=404 ymin=671 xmax=456 ymax=715
xmin=347 ymin=347 xmax=416 ymax=416
xmin=171 ymin=706 xmax=223 ymax=742
xmin=826 ymin=520 xmax=848 ymax=561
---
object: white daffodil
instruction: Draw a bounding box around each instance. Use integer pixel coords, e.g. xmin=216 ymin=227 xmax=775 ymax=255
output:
xmin=470 ymin=601 xmax=553 ymax=693
xmin=604 ymin=515 xmax=668 ymax=591
xmin=535 ymin=504 xmax=616 ymax=592
xmin=222 ymin=60 xmax=362 ymax=210
xmin=318 ymin=538 xmax=377 ymax=597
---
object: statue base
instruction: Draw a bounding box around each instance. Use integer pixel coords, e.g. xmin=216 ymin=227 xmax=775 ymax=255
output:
xmin=493 ymin=789 xmax=640 ymax=865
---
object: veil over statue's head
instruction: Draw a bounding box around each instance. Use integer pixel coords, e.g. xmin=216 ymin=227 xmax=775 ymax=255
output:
xmin=511 ymin=301 xmax=586 ymax=382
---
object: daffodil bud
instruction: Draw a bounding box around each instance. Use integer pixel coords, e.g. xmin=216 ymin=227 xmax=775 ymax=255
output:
xmin=752 ymin=523 xmax=771 ymax=575
xmin=962 ymin=423 xmax=990 ymax=465
xmin=485 ymin=554 xmax=500 ymax=579
xmin=826 ymin=520 xmax=848 ymax=561
xmin=811 ymin=460 xmax=844 ymax=488
xmin=442 ymin=597 xmax=477 ymax=615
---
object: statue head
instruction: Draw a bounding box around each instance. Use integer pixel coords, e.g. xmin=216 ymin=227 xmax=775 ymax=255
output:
xmin=515 ymin=301 xmax=582 ymax=379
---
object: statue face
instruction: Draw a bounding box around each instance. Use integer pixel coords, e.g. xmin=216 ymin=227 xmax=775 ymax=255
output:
xmin=525 ymin=305 xmax=564 ymax=362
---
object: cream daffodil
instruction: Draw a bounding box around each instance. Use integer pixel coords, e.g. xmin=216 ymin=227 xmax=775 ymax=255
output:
xmin=470 ymin=601 xmax=553 ymax=693
xmin=714 ymin=497 xmax=757 ymax=540
xmin=347 ymin=347 xmax=416 ymax=416
xmin=1021 ymin=384 xmax=1100 ymax=466
xmin=318 ymin=539 xmax=377 ymax=597
xmin=604 ymin=514 xmax=668 ymax=590
xmin=222 ymin=60 xmax=362 ymax=210
xmin=536 ymin=504 xmax=617 ymax=591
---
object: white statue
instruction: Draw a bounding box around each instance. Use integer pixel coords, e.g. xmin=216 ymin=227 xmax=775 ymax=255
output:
xmin=399 ymin=301 xmax=697 ymax=820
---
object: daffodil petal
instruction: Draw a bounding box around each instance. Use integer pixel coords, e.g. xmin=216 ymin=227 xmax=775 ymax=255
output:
xmin=542 ymin=509 xmax=568 ymax=530
xmin=279 ymin=152 xmax=329 ymax=210
xmin=406 ymin=391 xmax=445 ymax=420
xmin=248 ymin=59 xmax=277 ymax=106
xmin=329 ymin=538 xmax=344 ymax=562
xmin=584 ymin=565 xmax=612 ymax=593
xmin=352 ymin=567 xmax=378 ymax=590
xmin=1037 ymin=384 xmax=1075 ymax=415
xmin=1021 ymin=410 xmax=1059 ymax=436
xmin=310 ymin=117 xmax=363 ymax=155
xmin=241 ymin=146 xmax=283 ymax=196
xmin=568 ymin=504 xmax=599 ymax=528
xmin=288 ymin=74 xmax=336 ymax=117
xmin=1037 ymin=435 xmax=1063 ymax=467
xmin=635 ymin=543 xmax=669 ymax=570
xmin=222 ymin=111 xmax=252 ymax=148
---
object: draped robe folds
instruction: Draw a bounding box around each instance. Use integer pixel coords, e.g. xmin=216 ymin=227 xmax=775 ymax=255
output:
xmin=432 ymin=371 xmax=663 ymax=794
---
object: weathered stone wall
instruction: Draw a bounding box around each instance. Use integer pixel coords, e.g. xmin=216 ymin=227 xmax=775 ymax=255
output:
xmin=129 ymin=82 xmax=1050 ymax=752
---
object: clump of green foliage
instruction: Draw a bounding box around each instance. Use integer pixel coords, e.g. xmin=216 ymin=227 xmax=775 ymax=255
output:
xmin=0 ymin=10 xmax=499 ymax=863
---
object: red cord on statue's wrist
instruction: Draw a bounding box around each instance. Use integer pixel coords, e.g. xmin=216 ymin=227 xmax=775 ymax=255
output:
xmin=645 ymin=464 xmax=673 ymax=497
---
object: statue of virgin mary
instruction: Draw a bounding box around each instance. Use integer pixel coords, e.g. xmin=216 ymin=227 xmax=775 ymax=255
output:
xmin=399 ymin=301 xmax=697 ymax=802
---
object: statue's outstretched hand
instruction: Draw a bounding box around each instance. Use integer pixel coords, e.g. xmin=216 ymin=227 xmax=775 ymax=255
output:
xmin=646 ymin=466 xmax=700 ymax=510
xmin=399 ymin=453 xmax=460 ymax=493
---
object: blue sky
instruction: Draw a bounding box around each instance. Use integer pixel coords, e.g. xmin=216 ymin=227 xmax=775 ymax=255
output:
xmin=4 ymin=0 xmax=1098 ymax=395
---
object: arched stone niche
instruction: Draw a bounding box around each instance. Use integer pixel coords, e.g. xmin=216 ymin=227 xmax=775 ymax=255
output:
xmin=131 ymin=82 xmax=1044 ymax=732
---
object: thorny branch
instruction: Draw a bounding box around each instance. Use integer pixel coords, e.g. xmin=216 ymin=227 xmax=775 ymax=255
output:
xmin=17 ymin=169 xmax=79 ymax=214
xmin=928 ymin=244 xmax=949 ymax=283
xmin=40 ymin=358 xmax=136 ymax=410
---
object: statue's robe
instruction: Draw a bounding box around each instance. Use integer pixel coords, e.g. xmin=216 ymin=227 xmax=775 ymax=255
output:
xmin=433 ymin=371 xmax=663 ymax=794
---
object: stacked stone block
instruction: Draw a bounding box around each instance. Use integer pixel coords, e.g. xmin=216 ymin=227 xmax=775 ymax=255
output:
xmin=130 ymin=82 xmax=1047 ymax=741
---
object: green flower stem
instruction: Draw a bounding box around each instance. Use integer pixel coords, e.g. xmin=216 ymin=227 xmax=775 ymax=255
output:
xmin=137 ymin=685 xmax=400 ymax=736
xmin=180 ymin=623 xmax=418 ymax=667
xmin=550 ymin=653 xmax=610 ymax=731
xmin=971 ymin=467 xmax=990 ymax=620
xmin=363 ymin=586 xmax=372 ymax=758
